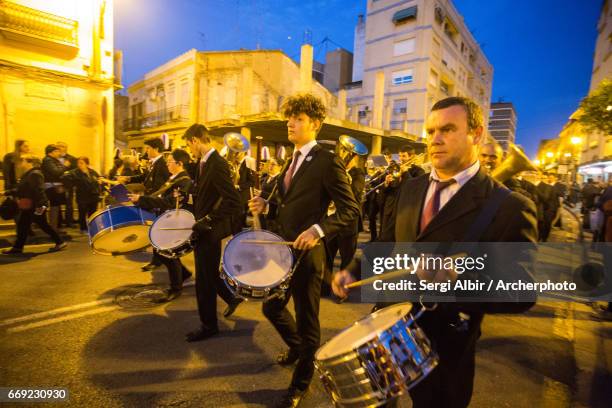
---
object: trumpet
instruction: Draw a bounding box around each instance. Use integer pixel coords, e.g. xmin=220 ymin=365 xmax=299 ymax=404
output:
xmin=364 ymin=153 xmax=425 ymax=196
xmin=223 ymin=132 xmax=250 ymax=185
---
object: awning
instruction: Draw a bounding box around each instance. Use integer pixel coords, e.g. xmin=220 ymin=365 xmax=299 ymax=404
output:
xmin=392 ymin=6 xmax=417 ymax=24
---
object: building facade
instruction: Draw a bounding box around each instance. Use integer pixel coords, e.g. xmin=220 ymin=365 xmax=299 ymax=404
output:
xmin=488 ymin=102 xmax=517 ymax=151
xmin=0 ymin=0 xmax=117 ymax=173
xmin=123 ymin=49 xmax=340 ymax=151
xmin=345 ymin=0 xmax=493 ymax=140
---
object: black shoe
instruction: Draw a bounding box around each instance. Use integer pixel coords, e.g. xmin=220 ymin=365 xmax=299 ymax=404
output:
xmin=49 ymin=242 xmax=67 ymax=252
xmin=276 ymin=349 xmax=299 ymax=366
xmin=2 ymin=247 xmax=23 ymax=255
xmin=275 ymin=387 xmax=307 ymax=408
xmin=185 ymin=326 xmax=219 ymax=342
xmin=154 ymin=288 xmax=182 ymax=303
xmin=141 ymin=262 xmax=158 ymax=271
xmin=223 ymin=299 xmax=243 ymax=318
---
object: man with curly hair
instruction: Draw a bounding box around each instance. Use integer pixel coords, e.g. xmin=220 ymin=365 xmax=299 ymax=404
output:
xmin=249 ymin=94 xmax=360 ymax=407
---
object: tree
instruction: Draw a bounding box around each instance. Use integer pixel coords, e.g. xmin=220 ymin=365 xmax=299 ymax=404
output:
xmin=577 ymin=79 xmax=612 ymax=135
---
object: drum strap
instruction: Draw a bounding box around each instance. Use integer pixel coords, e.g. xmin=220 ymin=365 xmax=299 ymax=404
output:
xmin=151 ymin=176 xmax=192 ymax=198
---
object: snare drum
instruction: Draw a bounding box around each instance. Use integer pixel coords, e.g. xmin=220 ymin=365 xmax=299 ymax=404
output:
xmin=87 ymin=205 xmax=156 ymax=255
xmin=149 ymin=209 xmax=195 ymax=258
xmin=221 ymin=229 xmax=294 ymax=301
xmin=315 ymin=303 xmax=438 ymax=407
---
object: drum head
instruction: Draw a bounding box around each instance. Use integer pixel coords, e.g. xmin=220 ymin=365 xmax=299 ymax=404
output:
xmin=150 ymin=209 xmax=195 ymax=250
xmin=92 ymin=225 xmax=151 ymax=255
xmin=223 ymin=230 xmax=293 ymax=288
xmin=316 ymin=303 xmax=413 ymax=360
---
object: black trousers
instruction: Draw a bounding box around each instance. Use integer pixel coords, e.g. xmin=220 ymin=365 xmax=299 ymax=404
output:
xmin=156 ymin=249 xmax=191 ymax=291
xmin=14 ymin=210 xmax=62 ymax=250
xmin=324 ymin=232 xmax=359 ymax=285
xmin=65 ymin=187 xmax=76 ymax=224
xmin=77 ymin=201 xmax=98 ymax=231
xmin=262 ymin=244 xmax=325 ymax=390
xmin=193 ymin=237 xmax=236 ymax=330
xmin=367 ymin=198 xmax=380 ymax=241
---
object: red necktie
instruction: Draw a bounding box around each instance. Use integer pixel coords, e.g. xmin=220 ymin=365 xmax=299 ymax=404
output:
xmin=283 ymin=151 xmax=301 ymax=192
xmin=419 ymin=179 xmax=456 ymax=233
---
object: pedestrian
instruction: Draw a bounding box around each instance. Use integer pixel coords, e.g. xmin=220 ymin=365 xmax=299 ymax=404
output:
xmin=2 ymin=139 xmax=30 ymax=191
xmin=41 ymin=144 xmax=67 ymax=230
xmin=55 ymin=142 xmax=78 ymax=227
xmin=61 ymin=157 xmax=101 ymax=233
xmin=2 ymin=154 xmax=66 ymax=254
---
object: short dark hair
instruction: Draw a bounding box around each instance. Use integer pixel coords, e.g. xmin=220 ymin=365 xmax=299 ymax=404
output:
xmin=144 ymin=138 xmax=164 ymax=152
xmin=281 ymin=94 xmax=326 ymax=124
xmin=382 ymin=148 xmax=392 ymax=156
xmin=182 ymin=124 xmax=210 ymax=143
xmin=431 ymin=96 xmax=483 ymax=131
xmin=171 ymin=149 xmax=191 ymax=167
xmin=77 ymin=156 xmax=90 ymax=165
xmin=399 ymin=144 xmax=415 ymax=154
xmin=45 ymin=144 xmax=60 ymax=155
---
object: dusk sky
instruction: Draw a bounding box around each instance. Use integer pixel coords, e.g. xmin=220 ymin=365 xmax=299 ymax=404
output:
xmin=114 ymin=0 xmax=603 ymax=158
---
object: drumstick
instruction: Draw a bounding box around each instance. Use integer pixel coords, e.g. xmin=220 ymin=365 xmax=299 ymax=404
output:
xmin=344 ymin=252 xmax=468 ymax=289
xmin=345 ymin=269 xmax=410 ymax=289
xmin=175 ymin=189 xmax=180 ymax=215
xmin=241 ymin=239 xmax=294 ymax=246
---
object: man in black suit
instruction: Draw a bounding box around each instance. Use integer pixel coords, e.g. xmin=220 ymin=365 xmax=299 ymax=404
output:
xmin=182 ymin=124 xmax=243 ymax=342
xmin=56 ymin=141 xmax=78 ymax=227
xmin=121 ymin=137 xmax=170 ymax=271
xmin=334 ymin=96 xmax=538 ymax=408
xmin=129 ymin=149 xmax=194 ymax=302
xmin=249 ymin=94 xmax=359 ymax=407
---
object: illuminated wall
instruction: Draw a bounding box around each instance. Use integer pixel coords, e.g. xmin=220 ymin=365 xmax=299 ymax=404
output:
xmin=0 ymin=0 xmax=115 ymax=173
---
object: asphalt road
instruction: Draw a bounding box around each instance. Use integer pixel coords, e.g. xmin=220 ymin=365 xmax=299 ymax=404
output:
xmin=0 ymin=214 xmax=610 ymax=407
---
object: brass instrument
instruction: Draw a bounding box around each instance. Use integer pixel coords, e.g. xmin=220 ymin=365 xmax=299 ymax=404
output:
xmin=491 ymin=143 xmax=538 ymax=183
xmin=337 ymin=135 xmax=368 ymax=165
xmin=364 ymin=153 xmax=425 ymax=196
xmin=223 ymin=132 xmax=250 ymax=185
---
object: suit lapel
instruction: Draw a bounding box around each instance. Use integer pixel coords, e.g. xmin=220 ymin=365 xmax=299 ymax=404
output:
xmin=417 ymin=169 xmax=488 ymax=239
xmin=396 ymin=175 xmax=429 ymax=241
xmin=284 ymin=144 xmax=321 ymax=197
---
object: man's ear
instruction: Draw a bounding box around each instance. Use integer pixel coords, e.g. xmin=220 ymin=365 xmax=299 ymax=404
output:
xmin=312 ymin=119 xmax=322 ymax=132
xmin=472 ymin=126 xmax=484 ymax=145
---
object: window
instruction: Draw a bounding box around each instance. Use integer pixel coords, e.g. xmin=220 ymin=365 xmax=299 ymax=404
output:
xmin=440 ymin=80 xmax=451 ymax=95
xmin=390 ymin=120 xmax=404 ymax=130
xmin=392 ymin=69 xmax=414 ymax=85
xmin=443 ymin=18 xmax=458 ymax=44
xmin=429 ymin=70 xmax=438 ymax=87
xmin=441 ymin=48 xmax=454 ymax=71
xmin=393 ymin=99 xmax=407 ymax=114
xmin=392 ymin=6 xmax=417 ymax=25
xmin=393 ymin=38 xmax=415 ymax=56
xmin=432 ymin=37 xmax=441 ymax=58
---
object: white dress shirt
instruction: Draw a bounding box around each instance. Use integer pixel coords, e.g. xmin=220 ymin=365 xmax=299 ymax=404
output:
xmin=424 ymin=160 xmax=481 ymax=213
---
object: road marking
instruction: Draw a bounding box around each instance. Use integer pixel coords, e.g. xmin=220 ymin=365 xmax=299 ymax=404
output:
xmin=6 ymin=305 xmax=120 ymax=333
xmin=0 ymin=298 xmax=115 ymax=327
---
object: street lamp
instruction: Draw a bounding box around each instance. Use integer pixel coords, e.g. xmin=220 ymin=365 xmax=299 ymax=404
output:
xmin=546 ymin=151 xmax=554 ymax=158
xmin=570 ymin=136 xmax=582 ymax=145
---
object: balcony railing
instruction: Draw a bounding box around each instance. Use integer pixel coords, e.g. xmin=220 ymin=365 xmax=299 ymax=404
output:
xmin=124 ymin=105 xmax=190 ymax=131
xmin=0 ymin=0 xmax=78 ymax=50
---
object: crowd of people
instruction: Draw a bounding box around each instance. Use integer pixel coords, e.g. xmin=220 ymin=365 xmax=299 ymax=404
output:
xmin=1 ymin=93 xmax=611 ymax=407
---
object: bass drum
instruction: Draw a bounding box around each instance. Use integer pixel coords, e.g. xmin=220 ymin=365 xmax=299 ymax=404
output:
xmin=87 ymin=205 xmax=156 ymax=255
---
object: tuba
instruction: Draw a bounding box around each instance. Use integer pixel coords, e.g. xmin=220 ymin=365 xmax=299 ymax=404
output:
xmin=491 ymin=144 xmax=539 ymax=183
xmin=223 ymin=132 xmax=250 ymax=185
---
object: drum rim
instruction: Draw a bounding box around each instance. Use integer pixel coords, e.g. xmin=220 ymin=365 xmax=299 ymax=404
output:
xmin=157 ymin=240 xmax=194 ymax=258
xmin=87 ymin=203 xmax=150 ymax=224
xmin=315 ymin=302 xmax=414 ymax=363
xmin=149 ymin=208 xmax=195 ymax=251
xmin=222 ymin=229 xmax=294 ymax=289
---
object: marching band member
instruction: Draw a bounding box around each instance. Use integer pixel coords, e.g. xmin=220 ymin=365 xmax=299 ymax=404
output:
xmin=129 ymin=149 xmax=194 ymax=303
xmin=249 ymin=94 xmax=359 ymax=407
xmin=334 ymin=96 xmax=538 ymax=408
xmin=182 ymin=124 xmax=243 ymax=342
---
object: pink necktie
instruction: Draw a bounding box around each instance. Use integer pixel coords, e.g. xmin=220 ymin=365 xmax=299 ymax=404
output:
xmin=419 ymin=179 xmax=456 ymax=233
xmin=283 ymin=151 xmax=301 ymax=192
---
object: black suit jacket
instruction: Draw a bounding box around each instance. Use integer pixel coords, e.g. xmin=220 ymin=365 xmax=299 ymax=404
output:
xmin=193 ymin=150 xmax=242 ymax=240
xmin=41 ymin=156 xmax=66 ymax=183
xmin=13 ymin=168 xmax=48 ymax=208
xmin=137 ymin=170 xmax=193 ymax=214
xmin=267 ymin=144 xmax=360 ymax=242
xmin=130 ymin=157 xmax=170 ymax=194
